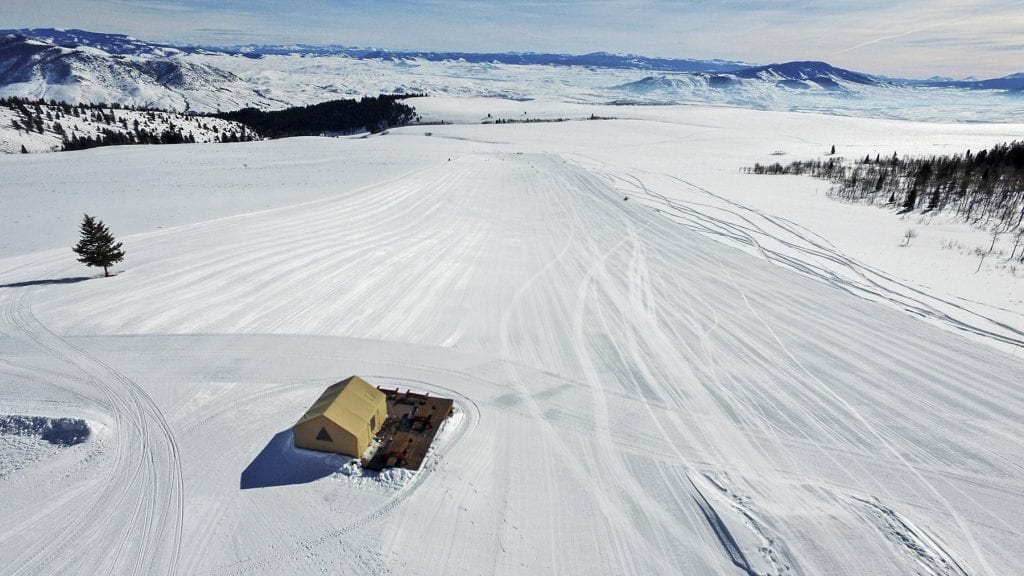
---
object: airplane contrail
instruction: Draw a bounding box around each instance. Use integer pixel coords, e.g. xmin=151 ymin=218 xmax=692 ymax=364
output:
xmin=835 ymin=1 xmax=1024 ymax=54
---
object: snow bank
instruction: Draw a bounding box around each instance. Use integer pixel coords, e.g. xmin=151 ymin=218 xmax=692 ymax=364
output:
xmin=0 ymin=415 xmax=90 ymax=446
xmin=0 ymin=415 xmax=91 ymax=479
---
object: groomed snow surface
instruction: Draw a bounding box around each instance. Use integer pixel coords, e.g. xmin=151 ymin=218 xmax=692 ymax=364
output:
xmin=1 ymin=100 xmax=1023 ymax=575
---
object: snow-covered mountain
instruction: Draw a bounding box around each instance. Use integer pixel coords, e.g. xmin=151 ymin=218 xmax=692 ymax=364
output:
xmin=1 ymin=29 xmax=1022 ymax=122
xmin=613 ymin=60 xmax=879 ymax=100
xmin=0 ymin=33 xmax=244 ymax=110
xmin=731 ymin=60 xmax=879 ymax=89
xmin=5 ymin=28 xmax=186 ymax=57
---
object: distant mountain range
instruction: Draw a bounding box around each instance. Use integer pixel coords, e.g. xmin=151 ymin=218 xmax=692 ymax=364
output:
xmin=227 ymin=47 xmax=752 ymax=73
xmin=908 ymin=72 xmax=1024 ymax=92
xmin=7 ymin=28 xmax=750 ymax=72
xmin=1 ymin=28 xmax=1021 ymax=117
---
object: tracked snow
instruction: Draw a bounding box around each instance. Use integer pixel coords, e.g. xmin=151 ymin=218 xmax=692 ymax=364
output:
xmin=1 ymin=102 xmax=1023 ymax=575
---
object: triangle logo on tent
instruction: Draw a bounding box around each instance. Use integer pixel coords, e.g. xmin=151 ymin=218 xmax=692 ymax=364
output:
xmin=316 ymin=427 xmax=333 ymax=442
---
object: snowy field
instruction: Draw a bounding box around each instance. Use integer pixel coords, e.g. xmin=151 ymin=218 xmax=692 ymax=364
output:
xmin=1 ymin=100 xmax=1023 ymax=575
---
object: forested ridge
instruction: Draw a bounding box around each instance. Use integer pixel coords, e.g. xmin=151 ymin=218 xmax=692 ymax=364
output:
xmin=211 ymin=94 xmax=422 ymax=138
xmin=5 ymin=94 xmax=421 ymax=152
xmin=747 ymin=142 xmax=1024 ymax=260
xmin=3 ymin=96 xmax=254 ymax=152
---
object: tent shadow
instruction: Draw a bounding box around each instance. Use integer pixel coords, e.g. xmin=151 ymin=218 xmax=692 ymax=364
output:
xmin=240 ymin=429 xmax=352 ymax=490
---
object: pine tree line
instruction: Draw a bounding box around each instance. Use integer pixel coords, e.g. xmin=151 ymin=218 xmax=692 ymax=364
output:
xmin=746 ymin=142 xmax=1024 ymax=260
xmin=487 ymin=117 xmax=570 ymax=124
xmin=61 ymin=127 xmax=195 ymax=150
xmin=7 ymin=94 xmax=420 ymax=150
xmin=4 ymin=97 xmax=169 ymax=136
xmin=1 ymin=96 xmax=173 ymax=114
xmin=60 ymin=124 xmax=253 ymax=151
xmin=212 ymin=95 xmax=420 ymax=138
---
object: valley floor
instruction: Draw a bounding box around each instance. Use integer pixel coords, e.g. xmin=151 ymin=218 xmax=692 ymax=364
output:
xmin=1 ymin=101 xmax=1022 ymax=575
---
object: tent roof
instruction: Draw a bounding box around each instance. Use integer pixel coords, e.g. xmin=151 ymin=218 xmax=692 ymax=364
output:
xmin=296 ymin=376 xmax=384 ymax=428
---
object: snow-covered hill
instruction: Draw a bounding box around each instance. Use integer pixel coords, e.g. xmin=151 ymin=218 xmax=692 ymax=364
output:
xmin=0 ymin=34 xmax=247 ymax=112
xmin=0 ymin=98 xmax=254 ymax=153
xmin=733 ymin=60 xmax=879 ymax=87
xmin=616 ymin=60 xmax=880 ymax=96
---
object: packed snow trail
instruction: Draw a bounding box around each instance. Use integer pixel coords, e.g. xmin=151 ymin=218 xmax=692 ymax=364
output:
xmin=2 ymin=152 xmax=1023 ymax=575
xmin=602 ymin=167 xmax=1024 ymax=350
xmin=0 ymin=289 xmax=183 ymax=576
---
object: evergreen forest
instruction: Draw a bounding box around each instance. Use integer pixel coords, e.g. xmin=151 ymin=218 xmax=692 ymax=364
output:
xmin=211 ymin=94 xmax=422 ymax=138
xmin=746 ymin=142 xmax=1024 ymax=259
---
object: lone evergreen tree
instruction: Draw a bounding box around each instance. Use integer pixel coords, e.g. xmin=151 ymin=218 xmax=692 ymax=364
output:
xmin=902 ymin=186 xmax=918 ymax=212
xmin=72 ymin=214 xmax=125 ymax=277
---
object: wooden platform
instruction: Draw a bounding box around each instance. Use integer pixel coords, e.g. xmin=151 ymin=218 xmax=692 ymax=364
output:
xmin=362 ymin=388 xmax=454 ymax=471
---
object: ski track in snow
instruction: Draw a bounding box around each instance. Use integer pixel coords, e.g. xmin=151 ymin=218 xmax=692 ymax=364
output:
xmin=853 ymin=495 xmax=972 ymax=576
xmin=580 ymin=161 xmax=1024 ymax=351
xmin=1 ymin=149 xmax=1023 ymax=575
xmin=0 ymin=290 xmax=183 ymax=576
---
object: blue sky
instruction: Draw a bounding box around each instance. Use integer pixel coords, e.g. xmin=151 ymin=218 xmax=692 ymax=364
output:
xmin=5 ymin=0 xmax=1023 ymax=78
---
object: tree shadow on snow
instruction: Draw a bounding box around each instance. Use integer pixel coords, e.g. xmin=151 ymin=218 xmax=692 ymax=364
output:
xmin=240 ymin=429 xmax=352 ymax=490
xmin=0 ymin=276 xmax=90 ymax=289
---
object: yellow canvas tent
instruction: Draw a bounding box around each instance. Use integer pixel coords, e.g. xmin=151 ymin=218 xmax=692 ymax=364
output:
xmin=293 ymin=376 xmax=388 ymax=457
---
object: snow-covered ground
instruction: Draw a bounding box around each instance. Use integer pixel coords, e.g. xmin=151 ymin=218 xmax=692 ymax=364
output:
xmin=0 ymin=134 xmax=489 ymax=257
xmin=1 ymin=100 xmax=1023 ymax=575
xmin=413 ymin=98 xmax=1024 ymax=349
